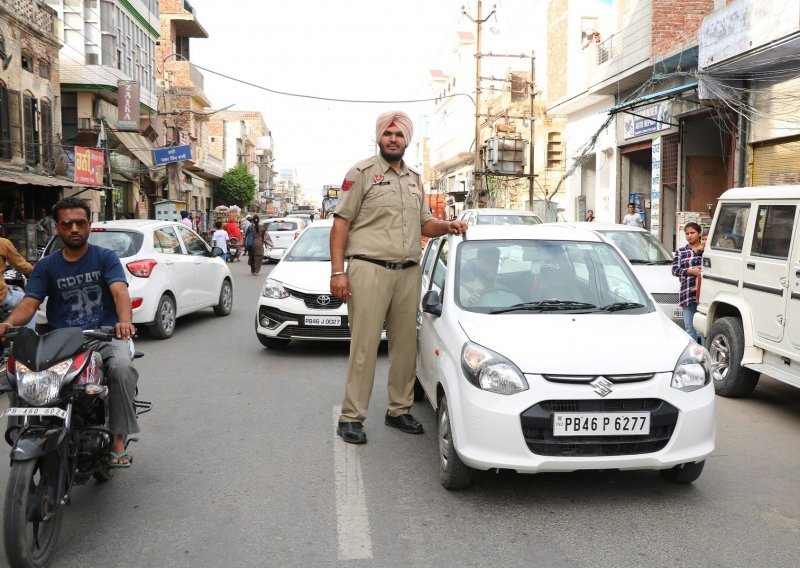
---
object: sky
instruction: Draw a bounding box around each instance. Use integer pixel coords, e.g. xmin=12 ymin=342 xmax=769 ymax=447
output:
xmin=188 ymin=0 xmax=545 ymax=204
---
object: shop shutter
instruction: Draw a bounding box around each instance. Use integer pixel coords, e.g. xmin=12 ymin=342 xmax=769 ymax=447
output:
xmin=752 ymin=139 xmax=800 ymax=186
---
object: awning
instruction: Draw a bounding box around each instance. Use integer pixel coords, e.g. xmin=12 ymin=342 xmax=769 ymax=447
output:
xmin=0 ymin=168 xmax=86 ymax=190
xmin=606 ymin=82 xmax=698 ymax=115
xmin=110 ymin=130 xmax=158 ymax=169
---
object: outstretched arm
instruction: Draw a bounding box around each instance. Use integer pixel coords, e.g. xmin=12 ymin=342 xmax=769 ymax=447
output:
xmin=109 ymin=281 xmax=136 ymax=340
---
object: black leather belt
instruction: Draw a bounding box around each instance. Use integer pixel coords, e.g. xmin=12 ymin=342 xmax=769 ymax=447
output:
xmin=351 ymin=256 xmax=417 ymax=270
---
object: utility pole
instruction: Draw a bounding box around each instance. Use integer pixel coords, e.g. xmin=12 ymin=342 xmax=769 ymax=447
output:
xmin=528 ymin=51 xmax=536 ymax=212
xmin=463 ymin=1 xmax=496 ymax=209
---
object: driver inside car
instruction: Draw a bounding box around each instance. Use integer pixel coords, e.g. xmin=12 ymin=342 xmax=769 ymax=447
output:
xmin=459 ymin=246 xmax=502 ymax=306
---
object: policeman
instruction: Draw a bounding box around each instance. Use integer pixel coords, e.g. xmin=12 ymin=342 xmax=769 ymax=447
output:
xmin=330 ymin=111 xmax=468 ymax=444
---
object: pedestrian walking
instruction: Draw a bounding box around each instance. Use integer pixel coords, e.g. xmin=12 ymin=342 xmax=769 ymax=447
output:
xmin=241 ymin=215 xmax=252 ymax=256
xmin=329 ymin=110 xmax=467 ymax=444
xmin=179 ymin=210 xmax=192 ymax=228
xmin=672 ymin=221 xmax=704 ymax=343
xmin=586 ymin=209 xmax=595 ymax=222
xmin=211 ymin=221 xmax=229 ymax=262
xmin=623 ymin=203 xmax=644 ymax=227
xmin=248 ymin=215 xmax=272 ymax=275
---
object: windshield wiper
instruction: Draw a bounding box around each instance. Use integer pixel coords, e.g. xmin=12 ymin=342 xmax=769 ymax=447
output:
xmin=490 ymin=300 xmax=597 ymax=314
xmin=601 ymin=302 xmax=644 ymax=312
xmin=628 ymin=259 xmax=670 ymax=265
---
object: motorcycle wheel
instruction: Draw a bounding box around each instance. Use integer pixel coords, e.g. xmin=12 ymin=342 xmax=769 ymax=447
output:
xmin=3 ymin=458 xmax=64 ymax=568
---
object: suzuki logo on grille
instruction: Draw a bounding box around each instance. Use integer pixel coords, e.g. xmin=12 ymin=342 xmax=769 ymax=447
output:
xmin=590 ymin=377 xmax=613 ymax=397
xmin=316 ymin=295 xmax=332 ymax=306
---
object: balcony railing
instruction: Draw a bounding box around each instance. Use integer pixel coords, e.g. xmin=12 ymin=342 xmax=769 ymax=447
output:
xmin=2 ymin=0 xmax=57 ymax=36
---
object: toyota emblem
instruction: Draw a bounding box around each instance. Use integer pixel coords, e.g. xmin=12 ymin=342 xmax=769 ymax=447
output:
xmin=317 ymin=295 xmax=332 ymax=306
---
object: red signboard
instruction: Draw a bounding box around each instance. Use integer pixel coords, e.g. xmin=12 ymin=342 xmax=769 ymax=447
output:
xmin=74 ymin=146 xmax=105 ymax=186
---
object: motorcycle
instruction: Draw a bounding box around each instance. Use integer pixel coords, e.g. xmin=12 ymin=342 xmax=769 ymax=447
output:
xmin=0 ymin=326 xmax=151 ymax=568
xmin=4 ymin=266 xmax=27 ymax=290
xmin=227 ymin=237 xmax=241 ymax=262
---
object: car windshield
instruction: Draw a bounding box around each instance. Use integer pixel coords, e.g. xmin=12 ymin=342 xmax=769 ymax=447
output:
xmin=46 ymin=230 xmax=143 ymax=258
xmin=476 ymin=215 xmax=541 ymax=225
xmin=284 ymin=226 xmax=331 ymax=261
xmin=456 ymin=239 xmax=650 ymax=313
xmin=595 ymin=230 xmax=672 ymax=263
xmin=267 ymin=221 xmax=299 ymax=232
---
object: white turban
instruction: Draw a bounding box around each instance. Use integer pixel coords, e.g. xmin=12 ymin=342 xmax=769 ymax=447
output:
xmin=375 ymin=110 xmax=414 ymax=144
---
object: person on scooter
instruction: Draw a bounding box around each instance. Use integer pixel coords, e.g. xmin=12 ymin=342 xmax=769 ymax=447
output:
xmin=223 ymin=216 xmax=242 ymax=262
xmin=0 ymin=225 xmax=36 ymax=330
xmin=0 ymin=197 xmax=139 ymax=468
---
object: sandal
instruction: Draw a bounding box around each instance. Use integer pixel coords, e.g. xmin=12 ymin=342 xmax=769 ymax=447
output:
xmin=106 ymin=450 xmax=133 ymax=469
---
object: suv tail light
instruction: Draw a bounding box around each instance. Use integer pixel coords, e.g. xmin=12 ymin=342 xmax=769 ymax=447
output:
xmin=127 ymin=259 xmax=157 ymax=278
xmin=131 ymin=297 xmax=144 ymax=309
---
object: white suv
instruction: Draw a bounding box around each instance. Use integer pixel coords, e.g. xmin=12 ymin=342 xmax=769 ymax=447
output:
xmin=694 ymin=186 xmax=800 ymax=396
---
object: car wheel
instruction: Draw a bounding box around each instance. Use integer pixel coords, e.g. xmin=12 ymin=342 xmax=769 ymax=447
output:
xmin=149 ymin=294 xmax=176 ymax=339
xmin=413 ymin=377 xmax=425 ymax=402
xmin=438 ymin=394 xmax=473 ymax=490
xmin=213 ymin=279 xmax=233 ymax=316
xmin=254 ymin=316 xmax=290 ymax=348
xmin=660 ymin=460 xmax=705 ymax=483
xmin=707 ymin=317 xmax=759 ymax=397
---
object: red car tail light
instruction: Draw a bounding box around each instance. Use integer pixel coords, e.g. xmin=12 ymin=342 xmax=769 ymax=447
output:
xmin=127 ymin=259 xmax=157 ymax=278
xmin=131 ymin=297 xmax=144 ymax=309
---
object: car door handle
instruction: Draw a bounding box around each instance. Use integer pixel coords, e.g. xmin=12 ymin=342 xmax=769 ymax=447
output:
xmin=796 ymin=269 xmax=800 ymax=278
xmin=746 ymin=261 xmax=755 ymax=270
xmin=165 ymin=260 xmax=174 ymax=266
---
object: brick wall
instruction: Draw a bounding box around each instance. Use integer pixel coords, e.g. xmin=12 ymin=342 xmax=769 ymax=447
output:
xmin=651 ymin=0 xmax=715 ymax=58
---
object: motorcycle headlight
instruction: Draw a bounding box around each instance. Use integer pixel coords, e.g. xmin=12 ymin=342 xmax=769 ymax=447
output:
xmin=461 ymin=342 xmax=529 ymax=395
xmin=671 ymin=342 xmax=711 ymax=392
xmin=262 ymin=278 xmax=289 ymax=299
xmin=17 ymin=359 xmax=73 ymax=406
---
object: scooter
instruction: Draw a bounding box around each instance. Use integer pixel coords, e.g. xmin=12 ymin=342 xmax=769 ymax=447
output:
xmin=0 ymin=326 xmax=151 ymax=568
xmin=227 ymin=237 xmax=241 ymax=262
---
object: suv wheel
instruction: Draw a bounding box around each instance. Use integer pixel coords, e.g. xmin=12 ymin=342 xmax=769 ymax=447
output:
xmin=707 ymin=316 xmax=760 ymax=397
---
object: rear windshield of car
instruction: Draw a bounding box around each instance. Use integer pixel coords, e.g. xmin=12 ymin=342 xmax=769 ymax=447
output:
xmin=266 ymin=221 xmax=299 ymax=231
xmin=477 ymin=215 xmax=541 ymax=225
xmin=46 ymin=230 xmax=143 ymax=258
xmin=596 ymin=230 xmax=672 ymax=263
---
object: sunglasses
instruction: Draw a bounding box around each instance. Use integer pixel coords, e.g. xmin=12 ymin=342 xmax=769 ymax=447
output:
xmin=58 ymin=219 xmax=89 ymax=229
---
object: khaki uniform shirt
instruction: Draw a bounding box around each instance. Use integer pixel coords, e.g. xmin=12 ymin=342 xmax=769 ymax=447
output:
xmin=0 ymin=237 xmax=33 ymax=303
xmin=334 ymin=155 xmax=433 ymax=263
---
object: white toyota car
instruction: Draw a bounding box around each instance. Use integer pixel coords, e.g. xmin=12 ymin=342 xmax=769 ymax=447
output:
xmin=416 ymin=225 xmax=715 ymax=489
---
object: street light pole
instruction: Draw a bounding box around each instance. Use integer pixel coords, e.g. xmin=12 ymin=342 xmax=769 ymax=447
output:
xmin=528 ymin=51 xmax=536 ymax=213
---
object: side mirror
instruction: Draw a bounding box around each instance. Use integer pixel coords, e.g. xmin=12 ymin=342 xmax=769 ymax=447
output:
xmin=211 ymin=246 xmax=224 ymax=258
xmin=422 ymin=289 xmax=442 ymax=317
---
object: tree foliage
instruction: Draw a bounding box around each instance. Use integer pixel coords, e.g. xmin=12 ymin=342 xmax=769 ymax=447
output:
xmin=216 ymin=164 xmax=256 ymax=208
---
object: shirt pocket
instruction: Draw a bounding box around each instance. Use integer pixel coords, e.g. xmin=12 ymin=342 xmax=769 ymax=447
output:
xmin=362 ymin=184 xmax=396 ymax=208
xmin=404 ymin=186 xmax=423 ymax=211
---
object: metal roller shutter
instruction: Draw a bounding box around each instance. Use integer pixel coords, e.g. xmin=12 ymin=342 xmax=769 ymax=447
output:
xmin=752 ymin=139 xmax=800 ymax=185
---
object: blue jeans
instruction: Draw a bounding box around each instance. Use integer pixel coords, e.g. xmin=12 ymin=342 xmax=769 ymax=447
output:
xmin=682 ymin=302 xmax=701 ymax=344
xmin=2 ymin=287 xmax=36 ymax=330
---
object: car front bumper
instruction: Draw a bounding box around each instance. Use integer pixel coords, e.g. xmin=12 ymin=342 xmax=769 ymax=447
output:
xmin=447 ymin=372 xmax=715 ymax=473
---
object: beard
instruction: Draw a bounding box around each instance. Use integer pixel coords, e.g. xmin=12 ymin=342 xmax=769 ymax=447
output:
xmin=379 ymin=142 xmax=405 ymax=162
xmin=60 ymin=233 xmax=87 ymax=249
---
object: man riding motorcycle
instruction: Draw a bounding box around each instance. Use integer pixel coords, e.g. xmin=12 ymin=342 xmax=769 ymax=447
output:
xmin=0 ymin=197 xmax=139 ymax=468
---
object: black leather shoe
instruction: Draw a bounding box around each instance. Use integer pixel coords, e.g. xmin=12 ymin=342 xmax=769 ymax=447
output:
xmin=385 ymin=412 xmax=424 ymax=434
xmin=337 ymin=421 xmax=367 ymax=444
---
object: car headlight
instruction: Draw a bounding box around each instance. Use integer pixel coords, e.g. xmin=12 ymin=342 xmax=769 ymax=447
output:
xmin=262 ymin=278 xmax=289 ymax=299
xmin=671 ymin=342 xmax=711 ymax=392
xmin=461 ymin=342 xmax=529 ymax=395
xmin=17 ymin=360 xmax=72 ymax=406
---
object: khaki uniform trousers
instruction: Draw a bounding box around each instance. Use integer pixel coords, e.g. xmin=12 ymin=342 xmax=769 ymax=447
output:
xmin=340 ymin=259 xmax=421 ymax=423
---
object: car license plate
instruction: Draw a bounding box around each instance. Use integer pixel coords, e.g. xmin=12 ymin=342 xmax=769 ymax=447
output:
xmin=553 ymin=412 xmax=650 ymax=436
xmin=1 ymin=407 xmax=67 ymax=420
xmin=304 ymin=316 xmax=341 ymax=326
xmin=672 ymin=307 xmax=683 ymax=318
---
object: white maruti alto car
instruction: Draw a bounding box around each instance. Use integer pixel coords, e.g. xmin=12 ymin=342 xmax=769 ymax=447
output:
xmin=416 ymin=224 xmax=715 ymax=489
xmin=43 ymin=219 xmax=233 ymax=339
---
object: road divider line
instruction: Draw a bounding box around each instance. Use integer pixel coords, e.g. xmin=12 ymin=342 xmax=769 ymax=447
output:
xmin=332 ymin=405 xmax=373 ymax=560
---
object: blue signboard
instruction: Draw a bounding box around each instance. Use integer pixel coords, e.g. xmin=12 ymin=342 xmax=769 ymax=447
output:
xmin=152 ymin=145 xmax=192 ymax=165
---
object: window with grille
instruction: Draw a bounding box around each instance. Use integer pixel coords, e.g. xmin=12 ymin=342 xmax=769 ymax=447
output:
xmin=21 ymin=52 xmax=33 ymax=73
xmin=0 ymin=81 xmax=9 ymax=160
xmin=40 ymin=101 xmax=53 ymax=171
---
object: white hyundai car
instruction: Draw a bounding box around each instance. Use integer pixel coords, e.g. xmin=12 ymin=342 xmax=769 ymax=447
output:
xmin=416 ymin=225 xmax=715 ymax=489
xmin=263 ymin=217 xmax=308 ymax=262
xmin=42 ymin=219 xmax=233 ymax=339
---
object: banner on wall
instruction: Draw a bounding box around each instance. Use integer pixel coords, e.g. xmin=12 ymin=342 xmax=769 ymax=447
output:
xmin=650 ymin=136 xmax=662 ymax=238
xmin=74 ymin=146 xmax=105 ymax=187
xmin=117 ymin=81 xmax=140 ymax=131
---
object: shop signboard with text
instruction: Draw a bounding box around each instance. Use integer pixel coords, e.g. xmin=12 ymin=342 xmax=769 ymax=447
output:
xmin=623 ymin=102 xmax=671 ymax=139
xmin=117 ymin=81 xmax=140 ymax=131
xmin=152 ymin=145 xmax=192 ymax=165
xmin=74 ymin=147 xmax=105 ymax=186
